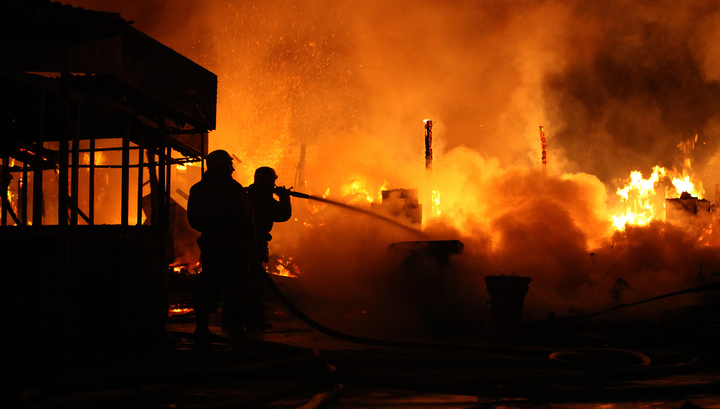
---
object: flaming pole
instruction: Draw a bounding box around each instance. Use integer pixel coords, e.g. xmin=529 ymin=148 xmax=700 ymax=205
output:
xmin=423 ymin=119 xmax=433 ymax=225
xmin=539 ymin=125 xmax=547 ymax=169
xmin=424 ymin=119 xmax=433 ymax=170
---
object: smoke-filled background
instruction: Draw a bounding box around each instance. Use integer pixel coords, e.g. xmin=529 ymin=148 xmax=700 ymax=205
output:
xmin=67 ymin=0 xmax=720 ymax=336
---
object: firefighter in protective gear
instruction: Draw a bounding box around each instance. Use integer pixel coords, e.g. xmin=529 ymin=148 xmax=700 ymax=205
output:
xmin=187 ymin=150 xmax=256 ymax=338
xmin=246 ymin=166 xmax=292 ymax=330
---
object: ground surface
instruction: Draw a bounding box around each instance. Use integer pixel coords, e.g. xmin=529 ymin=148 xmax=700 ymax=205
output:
xmin=12 ymin=276 xmax=720 ymax=409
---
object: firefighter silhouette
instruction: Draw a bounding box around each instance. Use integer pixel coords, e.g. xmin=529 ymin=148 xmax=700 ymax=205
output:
xmin=246 ymin=166 xmax=292 ymax=330
xmin=187 ymin=150 xmax=256 ymax=338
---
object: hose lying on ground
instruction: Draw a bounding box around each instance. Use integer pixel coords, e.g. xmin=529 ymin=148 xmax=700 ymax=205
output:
xmin=560 ymin=281 xmax=720 ymax=326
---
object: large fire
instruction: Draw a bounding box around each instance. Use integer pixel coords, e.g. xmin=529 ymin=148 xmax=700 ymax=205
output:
xmin=610 ymin=165 xmax=707 ymax=231
xmin=339 ymin=176 xmax=389 ymax=206
xmin=64 ymin=0 xmax=720 ymax=330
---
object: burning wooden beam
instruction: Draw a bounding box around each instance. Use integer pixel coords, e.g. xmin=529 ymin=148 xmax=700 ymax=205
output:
xmin=424 ymin=119 xmax=433 ymax=170
xmin=539 ymin=125 xmax=547 ymax=167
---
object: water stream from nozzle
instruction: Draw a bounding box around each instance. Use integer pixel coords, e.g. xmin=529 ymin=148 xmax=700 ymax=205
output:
xmin=288 ymin=191 xmax=429 ymax=237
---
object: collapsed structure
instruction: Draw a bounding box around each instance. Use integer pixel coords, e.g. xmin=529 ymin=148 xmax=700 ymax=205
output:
xmin=1 ymin=1 xmax=216 ymax=359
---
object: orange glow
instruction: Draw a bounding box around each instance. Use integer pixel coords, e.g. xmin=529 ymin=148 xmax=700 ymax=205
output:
xmin=274 ymin=263 xmax=292 ymax=277
xmin=169 ymin=307 xmax=193 ymax=316
xmin=340 ymin=176 xmax=389 ymax=205
xmin=305 ymin=192 xmax=327 ymax=215
xmin=431 ymin=189 xmax=441 ymax=217
xmin=671 ymin=173 xmax=703 ymax=198
xmin=698 ymin=223 xmax=714 ymax=245
xmin=81 ymin=151 xmax=106 ymax=166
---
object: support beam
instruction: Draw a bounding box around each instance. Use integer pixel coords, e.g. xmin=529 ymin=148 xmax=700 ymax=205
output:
xmin=137 ymin=135 xmax=144 ymax=226
xmin=70 ymin=104 xmax=81 ymax=226
xmin=121 ymin=124 xmax=130 ymax=227
xmin=88 ymin=136 xmax=95 ymax=225
xmin=21 ymin=161 xmax=27 ymax=225
xmin=32 ymin=91 xmax=45 ymax=228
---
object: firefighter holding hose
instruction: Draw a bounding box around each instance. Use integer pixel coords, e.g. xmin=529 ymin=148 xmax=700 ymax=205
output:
xmin=187 ymin=150 xmax=256 ymax=339
xmin=246 ymin=166 xmax=292 ymax=331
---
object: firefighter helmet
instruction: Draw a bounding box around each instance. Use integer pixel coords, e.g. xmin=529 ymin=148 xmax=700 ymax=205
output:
xmin=254 ymin=166 xmax=278 ymax=186
xmin=206 ymin=150 xmax=233 ymax=170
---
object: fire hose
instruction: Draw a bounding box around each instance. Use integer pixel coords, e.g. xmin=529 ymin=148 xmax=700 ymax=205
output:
xmin=282 ymin=189 xmax=429 ymax=237
xmin=559 ymin=280 xmax=720 ymax=326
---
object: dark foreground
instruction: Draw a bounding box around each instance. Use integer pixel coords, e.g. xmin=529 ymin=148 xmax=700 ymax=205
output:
xmin=10 ymin=278 xmax=720 ymax=409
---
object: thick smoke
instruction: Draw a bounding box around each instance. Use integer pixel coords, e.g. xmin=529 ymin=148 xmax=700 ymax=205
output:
xmin=67 ymin=0 xmax=720 ymax=335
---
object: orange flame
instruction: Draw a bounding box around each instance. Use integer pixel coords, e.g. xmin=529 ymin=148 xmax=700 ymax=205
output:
xmin=340 ymin=175 xmax=389 ymax=205
xmin=431 ymin=189 xmax=441 ymax=217
xmin=611 ymin=163 xmax=706 ymax=231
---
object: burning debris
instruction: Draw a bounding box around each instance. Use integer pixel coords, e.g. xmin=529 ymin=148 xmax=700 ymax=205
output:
xmin=666 ymin=192 xmax=712 ymax=221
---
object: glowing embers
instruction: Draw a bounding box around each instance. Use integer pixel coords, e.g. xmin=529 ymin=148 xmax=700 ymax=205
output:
xmin=268 ymin=254 xmax=301 ymax=278
xmin=167 ymin=262 xmax=199 ymax=317
xmin=169 ymin=304 xmax=193 ymax=317
xmin=170 ymin=261 xmax=201 ymax=275
xmin=611 ymin=165 xmax=706 ymax=231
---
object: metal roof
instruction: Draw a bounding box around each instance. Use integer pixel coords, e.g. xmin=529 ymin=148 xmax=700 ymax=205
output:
xmin=0 ymin=0 xmax=217 ymax=132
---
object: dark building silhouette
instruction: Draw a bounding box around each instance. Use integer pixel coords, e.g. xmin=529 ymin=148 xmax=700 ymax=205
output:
xmin=1 ymin=1 xmax=216 ymax=363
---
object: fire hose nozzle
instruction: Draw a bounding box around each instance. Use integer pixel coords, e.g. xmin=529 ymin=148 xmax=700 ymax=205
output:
xmin=274 ymin=186 xmax=310 ymax=199
xmin=287 ymin=190 xmax=310 ymax=199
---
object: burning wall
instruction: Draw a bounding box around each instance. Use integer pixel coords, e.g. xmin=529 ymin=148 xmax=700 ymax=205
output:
xmin=66 ymin=0 xmax=720 ymax=334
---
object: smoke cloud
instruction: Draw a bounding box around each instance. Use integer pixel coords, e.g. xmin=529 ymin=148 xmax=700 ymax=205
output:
xmin=67 ymin=0 xmax=720 ymax=335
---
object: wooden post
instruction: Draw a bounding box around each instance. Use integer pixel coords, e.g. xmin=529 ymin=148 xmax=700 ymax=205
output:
xmin=137 ymin=135 xmax=144 ymax=226
xmin=70 ymin=104 xmax=81 ymax=226
xmin=89 ymin=136 xmax=95 ymax=225
xmin=32 ymin=91 xmax=45 ymax=228
xmin=121 ymin=124 xmax=130 ymax=227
